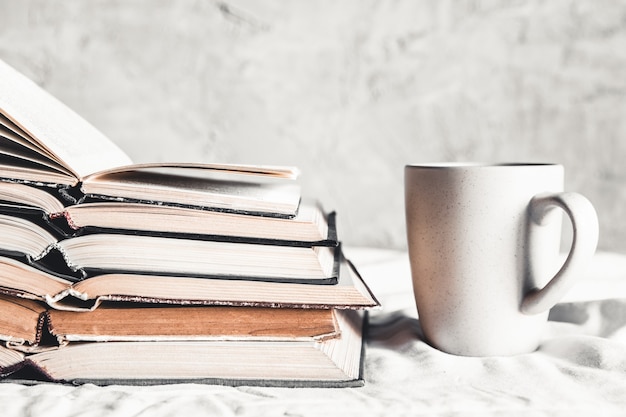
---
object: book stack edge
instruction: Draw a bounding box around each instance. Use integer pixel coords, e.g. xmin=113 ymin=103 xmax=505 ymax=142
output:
xmin=0 ymin=59 xmax=379 ymax=387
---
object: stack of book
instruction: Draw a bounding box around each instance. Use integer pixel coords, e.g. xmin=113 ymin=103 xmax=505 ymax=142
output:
xmin=0 ymin=59 xmax=379 ymax=387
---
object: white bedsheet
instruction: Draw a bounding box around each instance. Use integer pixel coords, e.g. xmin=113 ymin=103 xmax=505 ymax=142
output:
xmin=2 ymin=248 xmax=626 ymax=417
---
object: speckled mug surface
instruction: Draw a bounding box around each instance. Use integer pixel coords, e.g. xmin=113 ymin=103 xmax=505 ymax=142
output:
xmin=405 ymin=163 xmax=599 ymax=357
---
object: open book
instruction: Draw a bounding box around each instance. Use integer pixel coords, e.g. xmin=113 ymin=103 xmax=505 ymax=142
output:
xmin=0 ymin=213 xmax=339 ymax=283
xmin=0 ymin=294 xmax=366 ymax=387
xmin=0 ymin=253 xmax=379 ymax=311
xmin=0 ymin=193 xmax=337 ymax=246
xmin=0 ymin=59 xmax=300 ymax=218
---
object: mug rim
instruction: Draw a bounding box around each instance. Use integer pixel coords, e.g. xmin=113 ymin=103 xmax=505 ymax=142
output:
xmin=405 ymin=162 xmax=562 ymax=169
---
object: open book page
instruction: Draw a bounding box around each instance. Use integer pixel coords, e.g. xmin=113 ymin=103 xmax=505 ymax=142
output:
xmin=0 ymin=183 xmax=66 ymax=214
xmin=81 ymin=163 xmax=302 ymax=217
xmin=86 ymin=163 xmax=300 ymax=180
xmin=56 ymin=235 xmax=337 ymax=282
xmin=0 ymin=113 xmax=70 ymax=173
xmin=63 ymin=202 xmax=331 ymax=244
xmin=0 ymin=59 xmax=132 ymax=181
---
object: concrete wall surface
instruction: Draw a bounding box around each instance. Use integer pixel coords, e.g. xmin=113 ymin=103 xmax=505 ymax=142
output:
xmin=0 ymin=0 xmax=625 ymax=252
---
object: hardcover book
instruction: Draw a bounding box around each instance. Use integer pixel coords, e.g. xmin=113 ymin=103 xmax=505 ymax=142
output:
xmin=0 ymin=253 xmax=379 ymax=311
xmin=0 ymin=196 xmax=338 ymax=247
xmin=0 ymin=295 xmax=340 ymax=348
xmin=0 ymin=213 xmax=340 ymax=283
xmin=0 ymin=295 xmax=367 ymax=387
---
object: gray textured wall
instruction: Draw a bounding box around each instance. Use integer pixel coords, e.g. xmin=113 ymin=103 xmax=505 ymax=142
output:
xmin=1 ymin=0 xmax=625 ymax=252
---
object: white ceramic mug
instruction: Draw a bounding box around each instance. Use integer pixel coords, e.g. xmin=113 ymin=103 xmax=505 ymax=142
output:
xmin=404 ymin=163 xmax=599 ymax=356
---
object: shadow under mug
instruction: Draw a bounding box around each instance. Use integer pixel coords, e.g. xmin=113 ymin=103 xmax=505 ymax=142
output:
xmin=404 ymin=163 xmax=599 ymax=356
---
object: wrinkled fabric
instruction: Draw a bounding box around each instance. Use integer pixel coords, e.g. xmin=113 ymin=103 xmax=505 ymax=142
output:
xmin=2 ymin=249 xmax=626 ymax=417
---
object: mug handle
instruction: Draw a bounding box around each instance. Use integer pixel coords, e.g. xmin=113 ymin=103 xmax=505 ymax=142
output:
xmin=521 ymin=192 xmax=599 ymax=315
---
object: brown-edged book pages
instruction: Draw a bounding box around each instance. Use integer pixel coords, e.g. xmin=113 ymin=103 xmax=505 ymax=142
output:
xmin=46 ymin=304 xmax=340 ymax=343
xmin=0 ymin=309 xmax=365 ymax=387
xmin=0 ymin=59 xmax=301 ymax=217
xmin=0 ymin=254 xmax=380 ymax=311
xmin=0 ymin=294 xmax=47 ymax=348
xmin=0 ymin=294 xmax=339 ymax=346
